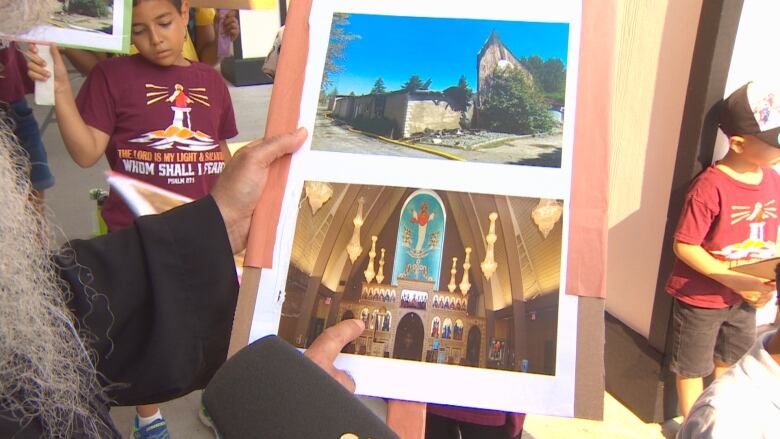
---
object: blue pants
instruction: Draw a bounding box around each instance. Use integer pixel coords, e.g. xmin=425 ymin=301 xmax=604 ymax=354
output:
xmin=9 ymin=98 xmax=55 ymax=191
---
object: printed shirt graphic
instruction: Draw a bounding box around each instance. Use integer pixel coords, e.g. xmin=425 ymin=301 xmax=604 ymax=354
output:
xmin=667 ymin=166 xmax=780 ymax=308
xmin=0 ymin=41 xmax=34 ymax=103
xmin=76 ymin=55 xmax=238 ymax=231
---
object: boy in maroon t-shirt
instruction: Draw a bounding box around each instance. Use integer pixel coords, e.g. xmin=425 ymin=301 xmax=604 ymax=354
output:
xmin=667 ymin=81 xmax=780 ymax=418
xmin=27 ymin=0 xmax=237 ymax=232
xmin=26 ymin=0 xmax=237 ymax=436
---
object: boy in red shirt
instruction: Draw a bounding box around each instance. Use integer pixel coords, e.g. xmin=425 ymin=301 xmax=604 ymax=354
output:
xmin=27 ymin=0 xmax=236 ymax=231
xmin=667 ymin=81 xmax=780 ymax=417
xmin=27 ymin=0 xmax=237 ymax=436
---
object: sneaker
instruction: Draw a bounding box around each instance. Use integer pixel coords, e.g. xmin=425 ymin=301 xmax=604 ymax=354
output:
xmin=131 ymin=415 xmax=171 ymax=439
xmin=198 ymin=402 xmax=221 ymax=439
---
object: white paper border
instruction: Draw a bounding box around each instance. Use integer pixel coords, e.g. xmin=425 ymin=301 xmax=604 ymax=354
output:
xmin=4 ymin=0 xmax=128 ymax=52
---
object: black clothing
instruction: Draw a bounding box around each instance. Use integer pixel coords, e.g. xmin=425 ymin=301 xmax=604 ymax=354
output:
xmin=1 ymin=196 xmax=239 ymax=437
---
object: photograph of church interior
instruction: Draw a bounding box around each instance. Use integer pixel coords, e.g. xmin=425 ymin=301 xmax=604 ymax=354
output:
xmin=277 ymin=181 xmax=564 ymax=375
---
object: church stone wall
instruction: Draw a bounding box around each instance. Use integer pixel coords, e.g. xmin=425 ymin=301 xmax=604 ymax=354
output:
xmin=405 ymin=98 xmax=462 ymax=138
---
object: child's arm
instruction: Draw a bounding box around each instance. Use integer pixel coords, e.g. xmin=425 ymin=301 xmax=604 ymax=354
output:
xmin=61 ymin=48 xmax=108 ymax=76
xmin=196 ymin=10 xmax=240 ymax=66
xmin=674 ymin=241 xmax=775 ymax=307
xmin=219 ymin=140 xmax=232 ymax=164
xmin=27 ymin=44 xmax=109 ymax=168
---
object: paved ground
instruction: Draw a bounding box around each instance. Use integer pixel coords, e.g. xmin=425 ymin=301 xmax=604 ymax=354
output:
xmin=313 ymin=110 xmax=435 ymax=159
xmin=312 ymin=110 xmax=563 ymax=167
xmin=38 ymin=68 xmax=669 ymax=438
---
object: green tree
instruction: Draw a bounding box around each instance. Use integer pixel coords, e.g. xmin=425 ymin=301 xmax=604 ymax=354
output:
xmin=520 ymin=55 xmax=545 ymax=80
xmin=540 ymin=58 xmax=566 ymax=99
xmin=457 ymin=75 xmax=474 ymax=101
xmin=478 ymin=68 xmax=556 ymax=135
xmin=443 ymin=75 xmax=474 ymax=113
xmin=322 ymin=13 xmax=360 ymax=91
xmin=370 ymin=78 xmax=386 ymax=94
xmin=402 ymin=75 xmax=423 ymax=92
xmin=320 ymin=87 xmax=339 ymax=105
xmin=520 ymin=55 xmax=566 ymax=100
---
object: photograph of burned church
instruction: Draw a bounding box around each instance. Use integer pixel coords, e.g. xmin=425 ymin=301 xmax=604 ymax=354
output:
xmin=49 ymin=0 xmax=117 ymax=35
xmin=313 ymin=14 xmax=569 ymax=168
xmin=277 ymin=181 xmax=564 ymax=375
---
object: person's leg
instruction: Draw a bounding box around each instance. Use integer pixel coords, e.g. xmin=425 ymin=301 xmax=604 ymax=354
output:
xmin=10 ymin=98 xmax=54 ymax=203
xmin=425 ymin=412 xmax=459 ymax=439
xmin=132 ymin=403 xmax=169 ymax=438
xmin=136 ymin=404 xmax=160 ymax=418
xmin=675 ymin=375 xmax=703 ymax=418
xmin=667 ymin=299 xmax=726 ymax=417
xmin=458 ymin=420 xmax=518 ymax=439
xmin=713 ymin=301 xmax=757 ymax=378
xmin=712 ymin=361 xmax=731 ymax=379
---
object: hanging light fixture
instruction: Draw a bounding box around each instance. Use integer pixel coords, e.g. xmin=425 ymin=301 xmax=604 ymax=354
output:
xmin=346 ymin=197 xmax=365 ymax=263
xmin=364 ymin=236 xmax=377 ymax=283
xmin=304 ymin=181 xmax=333 ymax=215
xmin=459 ymin=247 xmax=472 ymax=296
xmin=480 ymin=212 xmax=498 ymax=279
xmin=531 ymin=199 xmax=563 ymax=238
xmin=448 ymin=256 xmax=458 ymax=293
xmin=376 ymin=248 xmax=386 ymax=284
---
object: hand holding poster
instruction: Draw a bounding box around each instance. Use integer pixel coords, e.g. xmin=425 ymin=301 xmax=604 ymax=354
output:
xmin=246 ymin=0 xmax=590 ymax=417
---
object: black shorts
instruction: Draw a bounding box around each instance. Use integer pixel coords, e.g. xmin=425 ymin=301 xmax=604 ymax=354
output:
xmin=668 ymin=299 xmax=755 ymax=378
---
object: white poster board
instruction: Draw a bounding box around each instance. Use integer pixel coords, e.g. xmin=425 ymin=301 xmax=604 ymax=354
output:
xmin=2 ymin=0 xmax=131 ymax=53
xmin=250 ymin=0 xmax=582 ymax=416
xmin=716 ymin=0 xmax=780 ymax=325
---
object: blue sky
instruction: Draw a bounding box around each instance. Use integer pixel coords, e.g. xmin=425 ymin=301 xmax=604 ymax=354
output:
xmin=326 ymin=14 xmax=569 ymax=95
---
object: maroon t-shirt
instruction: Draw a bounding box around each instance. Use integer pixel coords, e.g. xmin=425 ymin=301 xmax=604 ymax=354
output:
xmin=0 ymin=41 xmax=34 ymax=103
xmin=667 ymin=165 xmax=780 ymax=308
xmin=76 ymin=55 xmax=237 ymax=231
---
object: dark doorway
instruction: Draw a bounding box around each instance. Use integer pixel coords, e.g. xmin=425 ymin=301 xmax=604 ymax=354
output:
xmin=393 ymin=313 xmax=424 ymax=361
xmin=466 ymin=326 xmax=482 ymax=367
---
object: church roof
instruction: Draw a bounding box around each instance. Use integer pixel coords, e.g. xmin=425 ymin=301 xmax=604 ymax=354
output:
xmin=477 ymin=30 xmax=522 ymax=66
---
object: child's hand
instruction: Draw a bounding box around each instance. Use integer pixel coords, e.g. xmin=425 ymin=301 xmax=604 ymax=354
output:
xmin=729 ymin=274 xmax=776 ymax=307
xmin=26 ymin=43 xmax=70 ymax=94
xmin=218 ymin=10 xmax=240 ymax=41
xmin=752 ymin=290 xmax=775 ymax=308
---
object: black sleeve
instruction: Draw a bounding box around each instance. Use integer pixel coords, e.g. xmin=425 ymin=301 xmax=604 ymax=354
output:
xmin=57 ymin=195 xmax=240 ymax=406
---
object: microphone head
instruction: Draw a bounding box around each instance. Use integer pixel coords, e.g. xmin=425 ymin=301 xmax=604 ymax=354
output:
xmin=203 ymin=335 xmax=398 ymax=439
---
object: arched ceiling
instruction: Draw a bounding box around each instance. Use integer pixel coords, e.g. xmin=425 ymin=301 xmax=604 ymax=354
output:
xmin=289 ymin=182 xmax=563 ymax=309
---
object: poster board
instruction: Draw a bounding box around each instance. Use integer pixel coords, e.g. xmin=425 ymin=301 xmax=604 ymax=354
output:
xmin=242 ymin=0 xmax=592 ymax=417
xmin=2 ymin=0 xmax=131 ymax=53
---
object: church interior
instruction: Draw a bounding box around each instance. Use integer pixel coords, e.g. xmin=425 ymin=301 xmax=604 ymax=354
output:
xmin=278 ymin=181 xmax=563 ymax=375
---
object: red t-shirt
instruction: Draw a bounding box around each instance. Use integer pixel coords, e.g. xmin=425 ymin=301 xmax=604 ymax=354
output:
xmin=667 ymin=165 xmax=780 ymax=308
xmin=76 ymin=55 xmax=238 ymax=231
xmin=0 ymin=41 xmax=34 ymax=103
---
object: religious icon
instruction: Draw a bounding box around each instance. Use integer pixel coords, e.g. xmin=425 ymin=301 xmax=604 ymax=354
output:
xmin=431 ymin=317 xmax=441 ymax=338
xmin=454 ymin=320 xmax=464 ymax=340
xmin=132 ymin=83 xmax=218 ymax=151
xmin=442 ymin=318 xmax=453 ymax=339
xmin=489 ymin=338 xmax=505 ymax=361
xmin=382 ymin=311 xmax=392 ymax=331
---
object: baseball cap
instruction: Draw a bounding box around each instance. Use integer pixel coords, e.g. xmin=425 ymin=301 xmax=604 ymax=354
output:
xmin=719 ymin=81 xmax=780 ymax=148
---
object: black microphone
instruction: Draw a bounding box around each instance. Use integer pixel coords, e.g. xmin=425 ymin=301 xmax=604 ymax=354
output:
xmin=203 ymin=335 xmax=399 ymax=439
